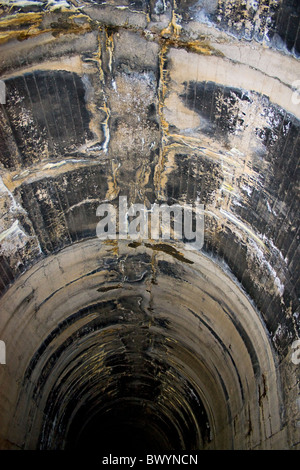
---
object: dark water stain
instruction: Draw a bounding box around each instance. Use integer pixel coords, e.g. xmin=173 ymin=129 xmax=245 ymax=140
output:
xmin=144 ymin=242 xmax=194 ymax=264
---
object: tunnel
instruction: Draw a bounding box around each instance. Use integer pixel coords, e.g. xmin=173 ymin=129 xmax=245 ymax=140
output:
xmin=0 ymin=0 xmax=299 ymax=451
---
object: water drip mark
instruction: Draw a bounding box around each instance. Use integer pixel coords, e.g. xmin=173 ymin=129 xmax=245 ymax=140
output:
xmin=0 ymin=340 xmax=6 ymax=364
xmin=0 ymin=80 xmax=6 ymax=104
xmin=291 ymin=339 xmax=300 ymax=365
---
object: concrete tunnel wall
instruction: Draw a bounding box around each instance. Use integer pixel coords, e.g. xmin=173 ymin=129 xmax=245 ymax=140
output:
xmin=0 ymin=0 xmax=299 ymax=450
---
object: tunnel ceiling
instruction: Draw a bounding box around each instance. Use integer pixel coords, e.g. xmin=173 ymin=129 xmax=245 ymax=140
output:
xmin=0 ymin=0 xmax=299 ymax=451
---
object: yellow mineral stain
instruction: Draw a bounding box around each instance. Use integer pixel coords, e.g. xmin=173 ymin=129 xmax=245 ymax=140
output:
xmin=163 ymin=36 xmax=222 ymax=56
xmin=105 ymin=160 xmax=120 ymax=201
xmin=154 ymin=41 xmax=171 ymax=199
xmin=222 ymin=182 xmax=234 ymax=192
xmin=135 ymin=164 xmax=151 ymax=195
xmin=0 ymin=11 xmax=92 ymax=45
xmin=0 ymin=28 xmax=43 ymax=45
xmin=0 ymin=12 xmax=43 ymax=29
xmin=159 ymin=0 xmax=221 ymax=57
xmin=95 ymin=29 xmax=105 ymax=84
xmin=161 ymin=2 xmax=182 ymax=39
xmin=103 ymin=239 xmax=119 ymax=256
xmin=158 ymin=42 xmax=170 ymax=135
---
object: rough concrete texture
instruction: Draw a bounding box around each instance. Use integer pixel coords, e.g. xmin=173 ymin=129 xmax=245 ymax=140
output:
xmin=0 ymin=0 xmax=299 ymax=450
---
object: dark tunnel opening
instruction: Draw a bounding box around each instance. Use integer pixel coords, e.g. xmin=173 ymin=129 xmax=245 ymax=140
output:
xmin=67 ymin=401 xmax=197 ymax=451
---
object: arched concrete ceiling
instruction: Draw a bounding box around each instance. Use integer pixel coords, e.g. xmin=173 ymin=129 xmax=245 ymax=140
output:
xmin=0 ymin=0 xmax=299 ymax=450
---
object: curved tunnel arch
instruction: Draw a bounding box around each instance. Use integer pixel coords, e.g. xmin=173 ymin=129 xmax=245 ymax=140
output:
xmin=0 ymin=0 xmax=299 ymax=450
xmin=0 ymin=239 xmax=283 ymax=449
